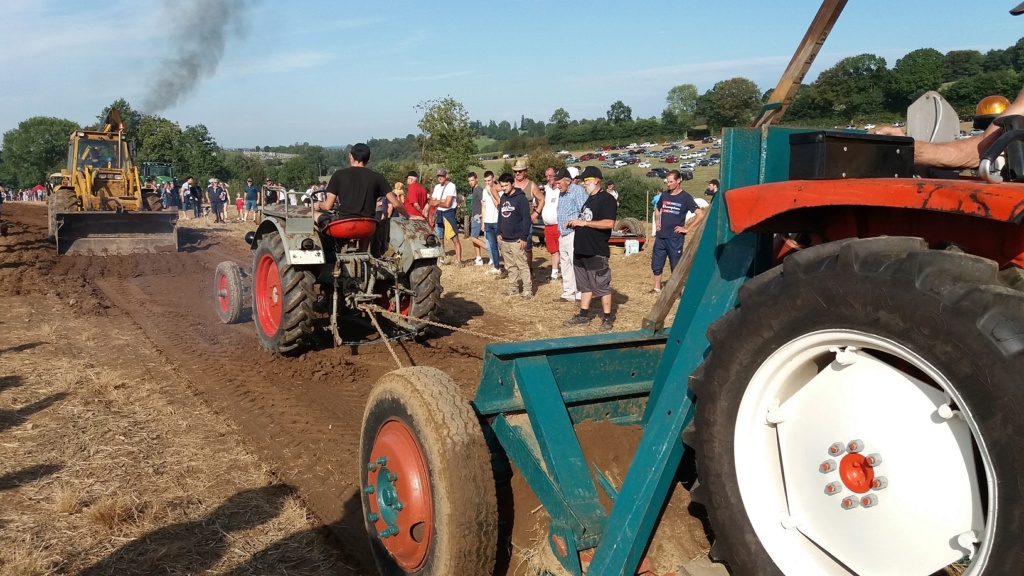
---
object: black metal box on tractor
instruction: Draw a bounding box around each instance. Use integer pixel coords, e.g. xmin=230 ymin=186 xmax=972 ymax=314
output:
xmin=789 ymin=130 xmax=915 ymax=180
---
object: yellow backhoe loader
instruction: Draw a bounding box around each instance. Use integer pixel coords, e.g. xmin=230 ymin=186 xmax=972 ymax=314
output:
xmin=47 ymin=106 xmax=178 ymax=254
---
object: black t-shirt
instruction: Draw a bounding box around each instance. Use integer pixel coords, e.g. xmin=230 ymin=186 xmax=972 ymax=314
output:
xmin=656 ymin=191 xmax=699 ymax=239
xmin=574 ymin=190 xmax=618 ymax=258
xmin=326 ymin=166 xmax=391 ymax=218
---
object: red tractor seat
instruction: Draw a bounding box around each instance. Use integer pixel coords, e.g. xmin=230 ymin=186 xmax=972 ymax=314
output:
xmin=322 ymin=217 xmax=378 ymax=240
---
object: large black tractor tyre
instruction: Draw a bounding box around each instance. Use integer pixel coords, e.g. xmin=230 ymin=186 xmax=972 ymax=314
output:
xmin=214 ymin=261 xmax=244 ymax=324
xmin=359 ymin=367 xmax=497 ymax=576
xmin=142 ymin=190 xmax=163 ymax=211
xmin=408 ymin=262 xmax=442 ymax=326
xmin=615 ymin=217 xmax=646 ymax=236
xmin=691 ymin=237 xmax=1024 ymax=575
xmin=47 ymin=190 xmax=78 ymax=242
xmin=251 ymin=233 xmax=316 ymax=354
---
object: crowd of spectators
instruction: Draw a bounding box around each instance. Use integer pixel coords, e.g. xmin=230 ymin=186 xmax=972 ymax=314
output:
xmin=0 ymin=186 xmax=47 ymax=202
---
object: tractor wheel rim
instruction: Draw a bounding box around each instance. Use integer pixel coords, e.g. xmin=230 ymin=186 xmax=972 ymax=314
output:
xmin=734 ymin=329 xmax=993 ymax=576
xmin=216 ymin=272 xmax=230 ymax=313
xmin=380 ymin=291 xmax=412 ymax=317
xmin=255 ymin=253 xmax=282 ymax=335
xmin=365 ymin=418 xmax=433 ymax=571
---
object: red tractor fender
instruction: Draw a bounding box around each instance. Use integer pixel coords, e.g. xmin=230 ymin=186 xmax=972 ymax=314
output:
xmin=725 ymin=178 xmax=1024 ymax=268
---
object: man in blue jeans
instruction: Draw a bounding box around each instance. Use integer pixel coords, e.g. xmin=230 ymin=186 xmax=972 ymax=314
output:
xmin=650 ymin=170 xmax=704 ymax=293
xmin=429 ymin=168 xmax=462 ymax=266
xmin=480 ymin=171 xmax=504 ymax=274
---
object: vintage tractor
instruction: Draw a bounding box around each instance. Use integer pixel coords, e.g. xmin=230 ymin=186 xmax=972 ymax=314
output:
xmin=214 ymin=202 xmax=444 ymax=354
xmin=354 ymin=3 xmax=1024 ymax=575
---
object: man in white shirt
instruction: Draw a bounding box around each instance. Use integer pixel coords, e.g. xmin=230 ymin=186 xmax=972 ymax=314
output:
xmin=428 ymin=168 xmax=462 ymax=266
xmin=480 ymin=170 xmax=503 ymax=274
xmin=540 ymin=166 xmax=562 ymax=280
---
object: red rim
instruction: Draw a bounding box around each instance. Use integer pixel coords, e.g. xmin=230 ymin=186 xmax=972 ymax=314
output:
xmin=367 ymin=418 xmax=433 ymax=571
xmin=380 ymin=291 xmax=412 ymax=317
xmin=255 ymin=253 xmax=282 ymax=336
xmin=216 ymin=271 xmax=230 ymax=313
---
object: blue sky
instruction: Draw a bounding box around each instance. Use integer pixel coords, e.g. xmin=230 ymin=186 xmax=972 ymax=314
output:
xmin=2 ymin=0 xmax=1023 ymax=149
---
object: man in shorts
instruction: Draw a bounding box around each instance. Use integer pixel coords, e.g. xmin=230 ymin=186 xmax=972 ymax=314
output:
xmin=312 ymin=143 xmax=406 ymax=231
xmin=429 ymin=168 xmax=462 ymax=266
xmin=563 ymin=166 xmax=618 ymax=331
xmin=243 ymin=177 xmax=259 ymax=221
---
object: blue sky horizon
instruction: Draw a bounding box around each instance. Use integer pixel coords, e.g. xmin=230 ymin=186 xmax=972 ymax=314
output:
xmin=2 ymin=0 xmax=1023 ymax=149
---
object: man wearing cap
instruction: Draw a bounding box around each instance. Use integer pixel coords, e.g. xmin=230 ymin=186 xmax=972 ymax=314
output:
xmin=651 ymin=170 xmax=705 ymax=293
xmin=564 ymin=166 xmax=618 ymax=331
xmin=554 ymin=167 xmax=588 ymax=303
xmin=243 ymin=177 xmax=259 ymax=222
xmin=606 ymin=180 xmax=619 ymax=206
xmin=511 ymin=159 xmax=544 ymax=269
xmin=429 ymin=168 xmax=462 ymax=266
xmin=313 ymin=143 xmax=406 ymax=232
xmin=404 ymin=171 xmax=429 ymax=220
xmin=705 ymin=178 xmax=719 ymax=198
xmin=206 ymin=178 xmax=226 ymax=223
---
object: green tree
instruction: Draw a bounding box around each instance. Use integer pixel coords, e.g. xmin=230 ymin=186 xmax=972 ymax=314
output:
xmin=942 ymin=69 xmax=1022 ymax=116
xmin=665 ymin=84 xmax=698 ymax=135
xmin=277 ymin=156 xmax=318 ymax=189
xmin=175 ymin=124 xmax=223 ymax=182
xmin=700 ymin=77 xmax=762 ymax=130
xmin=415 ymin=97 xmax=476 ymax=192
xmin=0 ymin=116 xmax=80 ymax=187
xmin=135 ymin=115 xmax=182 ymax=163
xmin=808 ymin=54 xmax=888 ymax=121
xmin=607 ymin=100 xmax=633 ymax=124
xmin=944 ymin=49 xmax=984 ymax=82
xmin=94 ymin=99 xmax=142 ymax=144
xmin=982 ymin=48 xmax=1012 ymax=72
xmin=885 ymin=48 xmax=945 ymax=110
xmin=550 ymin=107 xmax=570 ymax=125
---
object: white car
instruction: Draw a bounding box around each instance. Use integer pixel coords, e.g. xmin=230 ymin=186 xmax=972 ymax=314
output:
xmin=863 ymin=123 xmax=876 ymax=130
xmin=614 ymin=160 xmax=628 ymax=167
xmin=640 ymin=142 xmax=656 ymax=148
xmin=638 ymin=161 xmax=651 ymax=168
xmin=557 ymin=150 xmax=571 ymax=156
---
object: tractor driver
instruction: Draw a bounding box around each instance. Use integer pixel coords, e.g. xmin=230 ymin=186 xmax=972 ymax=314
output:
xmin=312 ymin=142 xmax=407 ymax=230
xmin=876 ymin=3 xmax=1024 ymax=170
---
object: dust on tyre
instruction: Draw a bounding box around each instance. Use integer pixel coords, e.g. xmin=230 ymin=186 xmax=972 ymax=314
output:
xmin=142 ymin=191 xmax=163 ymax=211
xmin=47 ymin=189 xmax=78 ymax=241
xmin=214 ymin=261 xmax=244 ymax=324
xmin=691 ymin=237 xmax=1024 ymax=575
xmin=360 ymin=367 xmax=497 ymax=575
xmin=251 ymin=233 xmax=316 ymax=354
xmin=407 ymin=262 xmax=441 ymax=329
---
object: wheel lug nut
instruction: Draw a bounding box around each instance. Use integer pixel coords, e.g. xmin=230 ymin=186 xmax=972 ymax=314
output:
xmin=367 ymin=461 xmax=379 ymax=472
xmin=367 ymin=512 xmax=379 ymax=522
xmin=861 ymin=494 xmax=878 ymax=508
xmin=828 ymin=442 xmax=845 ymax=456
xmin=386 ymin=471 xmax=398 ymax=482
xmin=824 ymin=481 xmax=842 ymax=495
xmin=847 ymin=439 xmax=864 ymax=453
xmin=865 ymin=453 xmax=882 ymax=466
xmin=377 ymin=526 xmax=400 ymax=539
xmin=376 ymin=456 xmax=388 ymax=466
xmin=841 ymin=497 xmax=860 ymax=510
xmin=871 ymin=476 xmax=888 ymax=490
xmin=819 ymin=459 xmax=837 ymax=473
xmin=394 ymin=501 xmax=404 ymax=511
xmin=363 ymin=485 xmax=375 ymax=494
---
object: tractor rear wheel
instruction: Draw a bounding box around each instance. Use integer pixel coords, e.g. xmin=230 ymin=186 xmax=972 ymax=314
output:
xmin=359 ymin=367 xmax=497 ymax=576
xmin=214 ymin=261 xmax=244 ymax=324
xmin=691 ymin=237 xmax=1024 ymax=575
xmin=47 ymin=189 xmax=78 ymax=241
xmin=252 ymin=233 xmax=316 ymax=354
xmin=615 ymin=217 xmax=646 ymax=236
xmin=142 ymin=190 xmax=163 ymax=211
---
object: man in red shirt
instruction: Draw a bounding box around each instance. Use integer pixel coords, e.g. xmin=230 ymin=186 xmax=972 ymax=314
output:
xmin=404 ymin=171 xmax=429 ymax=220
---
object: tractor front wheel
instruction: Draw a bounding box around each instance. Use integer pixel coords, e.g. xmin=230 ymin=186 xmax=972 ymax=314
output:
xmin=252 ymin=233 xmax=316 ymax=354
xmin=47 ymin=189 xmax=77 ymax=242
xmin=692 ymin=237 xmax=1024 ymax=575
xmin=214 ymin=261 xmax=244 ymax=324
xmin=359 ymin=367 xmax=497 ymax=575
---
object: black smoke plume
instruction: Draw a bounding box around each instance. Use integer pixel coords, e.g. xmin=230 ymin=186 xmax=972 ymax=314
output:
xmin=142 ymin=0 xmax=253 ymax=114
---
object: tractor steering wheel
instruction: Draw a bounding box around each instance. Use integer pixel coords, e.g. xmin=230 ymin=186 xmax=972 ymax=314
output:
xmin=978 ymin=115 xmax=1024 ymax=183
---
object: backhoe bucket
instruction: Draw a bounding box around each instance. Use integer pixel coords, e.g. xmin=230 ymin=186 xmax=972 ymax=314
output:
xmin=55 ymin=211 xmax=179 ymax=255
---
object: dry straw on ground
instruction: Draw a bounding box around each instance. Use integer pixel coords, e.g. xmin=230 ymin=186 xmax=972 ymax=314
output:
xmin=0 ymin=296 xmax=341 ymax=575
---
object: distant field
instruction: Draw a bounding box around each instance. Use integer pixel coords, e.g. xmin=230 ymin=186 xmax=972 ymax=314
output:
xmin=473 ymin=136 xmax=497 ymax=152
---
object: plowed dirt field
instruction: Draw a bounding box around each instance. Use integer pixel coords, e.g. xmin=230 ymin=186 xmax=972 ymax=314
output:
xmin=0 ymin=202 xmax=706 ymax=575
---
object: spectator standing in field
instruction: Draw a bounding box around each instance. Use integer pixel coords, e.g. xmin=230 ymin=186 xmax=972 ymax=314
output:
xmin=564 ymin=166 xmax=618 ymax=331
xmin=404 ymin=171 xmax=428 ymax=220
xmin=187 ymin=177 xmax=202 ymax=220
xmin=429 ymin=168 xmax=462 ymax=267
xmin=466 ymin=172 xmax=487 ymax=265
xmin=206 ymin=179 xmax=226 ymax=223
xmin=705 ymin=178 xmax=719 ymax=198
xmin=480 ymin=171 xmax=503 ymax=274
xmin=496 ymin=172 xmax=533 ymax=299
xmin=541 ymin=166 xmax=561 ymax=280
xmin=219 ymin=182 xmax=231 ymax=222
xmin=651 ymin=170 xmax=705 ymax=293
xmin=243 ymin=178 xmax=259 ymax=222
xmin=554 ymin=167 xmax=588 ymax=303
xmin=511 ymin=159 xmax=544 ymax=269
xmin=235 ymin=185 xmax=244 ymax=220
xmin=606 ymin=180 xmax=619 ymax=206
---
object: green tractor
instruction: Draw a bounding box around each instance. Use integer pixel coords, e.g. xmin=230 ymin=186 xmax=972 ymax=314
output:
xmin=141 ymin=162 xmax=175 ymax=188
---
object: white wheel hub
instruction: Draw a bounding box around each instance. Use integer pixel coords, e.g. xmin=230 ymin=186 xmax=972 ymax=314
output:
xmin=734 ymin=330 xmax=991 ymax=575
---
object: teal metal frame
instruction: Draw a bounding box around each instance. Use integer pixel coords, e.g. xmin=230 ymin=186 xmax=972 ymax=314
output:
xmin=472 ymin=126 xmax=806 ymax=575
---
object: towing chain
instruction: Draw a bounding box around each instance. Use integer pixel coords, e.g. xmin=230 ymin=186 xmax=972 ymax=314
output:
xmin=356 ymin=302 xmax=514 ymax=371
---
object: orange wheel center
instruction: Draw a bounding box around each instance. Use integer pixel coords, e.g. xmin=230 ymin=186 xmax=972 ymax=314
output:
xmin=839 ymin=453 xmax=875 ymax=494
